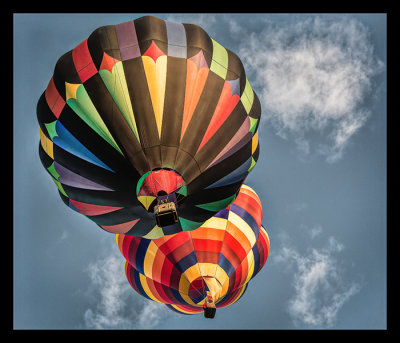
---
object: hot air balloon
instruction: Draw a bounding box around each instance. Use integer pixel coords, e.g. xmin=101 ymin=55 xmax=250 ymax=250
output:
xmin=37 ymin=15 xmax=261 ymax=238
xmin=116 ymin=184 xmax=269 ymax=317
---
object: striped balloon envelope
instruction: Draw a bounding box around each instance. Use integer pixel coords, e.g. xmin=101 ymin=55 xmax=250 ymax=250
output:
xmin=116 ymin=184 xmax=269 ymax=315
xmin=37 ymin=15 xmax=261 ymax=238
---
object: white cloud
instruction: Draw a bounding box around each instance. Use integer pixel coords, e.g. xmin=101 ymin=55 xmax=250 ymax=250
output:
xmin=83 ymin=238 xmax=170 ymax=329
xmin=238 ymin=16 xmax=384 ymax=162
xmin=60 ymin=230 xmax=68 ymax=240
xmin=309 ymin=225 xmax=322 ymax=239
xmin=274 ymin=236 xmax=361 ymax=328
xmin=288 ymin=202 xmax=307 ymax=212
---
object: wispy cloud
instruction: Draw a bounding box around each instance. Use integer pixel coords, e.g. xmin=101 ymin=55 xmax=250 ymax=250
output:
xmin=274 ymin=235 xmax=360 ymax=328
xmin=309 ymin=225 xmax=322 ymax=239
xmin=83 ymin=238 xmax=170 ymax=329
xmin=238 ymin=16 xmax=384 ymax=162
xmin=60 ymin=230 xmax=68 ymax=241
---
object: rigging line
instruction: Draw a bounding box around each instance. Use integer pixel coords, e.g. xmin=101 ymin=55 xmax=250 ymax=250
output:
xmin=151 ymin=172 xmax=157 ymax=197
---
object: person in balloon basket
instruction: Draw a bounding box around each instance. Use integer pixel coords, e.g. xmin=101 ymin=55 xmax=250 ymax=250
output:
xmin=203 ymin=293 xmax=216 ymax=319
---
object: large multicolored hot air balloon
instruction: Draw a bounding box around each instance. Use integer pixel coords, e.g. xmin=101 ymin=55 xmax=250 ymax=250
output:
xmin=116 ymin=185 xmax=269 ymax=316
xmin=37 ymin=15 xmax=261 ymax=238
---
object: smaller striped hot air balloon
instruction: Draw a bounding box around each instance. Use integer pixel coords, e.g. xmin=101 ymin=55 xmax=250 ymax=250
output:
xmin=116 ymin=184 xmax=269 ymax=317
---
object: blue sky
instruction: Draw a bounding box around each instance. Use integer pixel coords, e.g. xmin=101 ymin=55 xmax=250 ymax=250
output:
xmin=13 ymin=13 xmax=387 ymax=330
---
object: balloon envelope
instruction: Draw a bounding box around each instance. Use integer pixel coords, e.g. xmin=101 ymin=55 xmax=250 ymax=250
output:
xmin=116 ymin=184 xmax=269 ymax=315
xmin=37 ymin=15 xmax=261 ymax=238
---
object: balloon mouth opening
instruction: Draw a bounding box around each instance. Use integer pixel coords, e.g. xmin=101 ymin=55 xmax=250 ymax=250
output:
xmin=188 ymin=276 xmax=222 ymax=317
xmin=136 ymin=169 xmax=187 ymax=214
